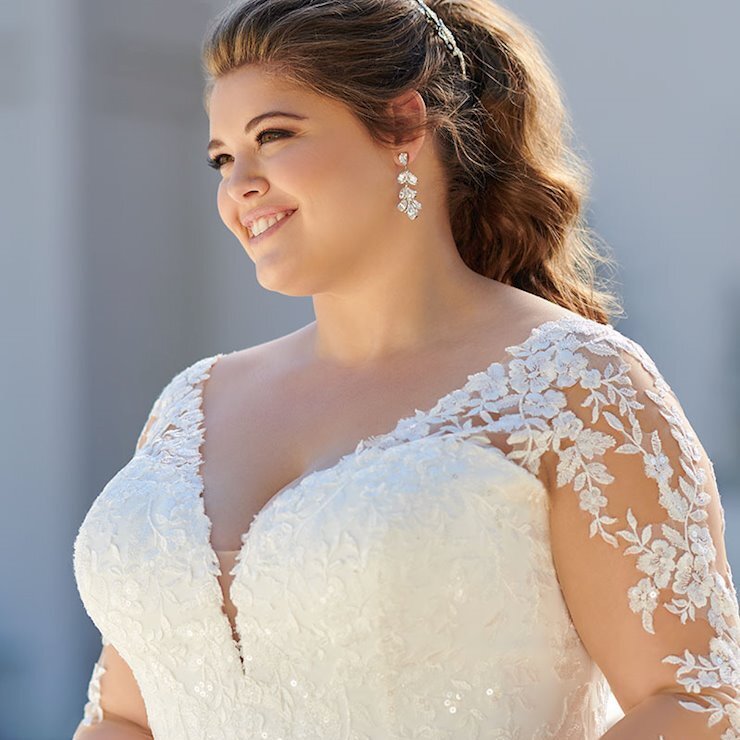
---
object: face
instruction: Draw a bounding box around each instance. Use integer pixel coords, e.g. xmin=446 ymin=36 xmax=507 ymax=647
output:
xmin=206 ymin=64 xmax=407 ymax=296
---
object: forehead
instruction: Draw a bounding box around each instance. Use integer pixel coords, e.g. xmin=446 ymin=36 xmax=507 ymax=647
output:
xmin=210 ymin=65 xmax=296 ymax=107
xmin=207 ymin=65 xmax=338 ymax=126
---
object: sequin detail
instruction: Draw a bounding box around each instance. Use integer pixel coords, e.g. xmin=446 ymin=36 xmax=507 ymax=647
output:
xmin=74 ymin=315 xmax=740 ymax=737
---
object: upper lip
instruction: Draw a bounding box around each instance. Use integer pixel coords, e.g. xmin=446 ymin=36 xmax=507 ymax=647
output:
xmin=240 ymin=206 xmax=296 ymax=231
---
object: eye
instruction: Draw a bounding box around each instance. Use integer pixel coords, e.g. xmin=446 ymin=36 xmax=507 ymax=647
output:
xmin=206 ymin=153 xmax=230 ymax=170
xmin=206 ymin=129 xmax=292 ymax=170
xmin=255 ymin=128 xmax=291 ymax=146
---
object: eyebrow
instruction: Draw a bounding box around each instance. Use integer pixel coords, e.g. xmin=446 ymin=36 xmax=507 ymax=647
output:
xmin=207 ymin=111 xmax=307 ymax=153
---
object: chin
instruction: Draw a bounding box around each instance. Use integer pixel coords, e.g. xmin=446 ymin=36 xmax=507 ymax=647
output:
xmin=254 ymin=267 xmax=315 ymax=298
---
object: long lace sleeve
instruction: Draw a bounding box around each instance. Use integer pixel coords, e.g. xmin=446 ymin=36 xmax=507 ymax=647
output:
xmin=538 ymin=330 xmax=740 ymax=736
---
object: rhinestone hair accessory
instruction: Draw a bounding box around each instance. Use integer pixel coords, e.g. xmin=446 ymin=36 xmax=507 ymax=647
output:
xmin=412 ymin=0 xmax=467 ymax=76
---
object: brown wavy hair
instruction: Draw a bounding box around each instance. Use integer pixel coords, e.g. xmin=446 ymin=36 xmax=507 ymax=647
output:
xmin=201 ymin=0 xmax=623 ymax=324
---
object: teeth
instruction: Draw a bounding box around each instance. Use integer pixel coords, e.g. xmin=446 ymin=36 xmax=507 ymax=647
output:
xmin=249 ymin=210 xmax=292 ymax=237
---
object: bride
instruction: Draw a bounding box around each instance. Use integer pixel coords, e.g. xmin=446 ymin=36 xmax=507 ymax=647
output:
xmin=73 ymin=0 xmax=740 ymax=737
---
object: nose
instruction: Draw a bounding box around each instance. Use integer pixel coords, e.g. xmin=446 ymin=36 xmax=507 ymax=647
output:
xmin=224 ymin=160 xmax=268 ymax=202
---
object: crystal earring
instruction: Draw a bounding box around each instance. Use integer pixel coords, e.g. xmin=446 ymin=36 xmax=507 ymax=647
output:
xmin=396 ymin=152 xmax=422 ymax=221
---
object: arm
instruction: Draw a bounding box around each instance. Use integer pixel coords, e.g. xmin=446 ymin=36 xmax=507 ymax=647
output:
xmin=73 ymin=718 xmax=152 ymax=740
xmin=542 ymin=338 xmax=740 ymax=738
xmin=600 ymin=691 xmax=733 ymax=739
xmin=72 ymin=639 xmax=153 ymax=739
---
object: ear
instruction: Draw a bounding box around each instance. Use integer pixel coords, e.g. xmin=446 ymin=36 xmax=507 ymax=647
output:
xmin=385 ymin=89 xmax=427 ymax=164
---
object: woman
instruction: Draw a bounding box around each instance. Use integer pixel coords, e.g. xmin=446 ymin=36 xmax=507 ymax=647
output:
xmin=72 ymin=0 xmax=740 ymax=737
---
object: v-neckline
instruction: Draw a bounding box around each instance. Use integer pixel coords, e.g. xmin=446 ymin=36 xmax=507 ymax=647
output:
xmin=190 ymin=313 xmax=600 ymax=676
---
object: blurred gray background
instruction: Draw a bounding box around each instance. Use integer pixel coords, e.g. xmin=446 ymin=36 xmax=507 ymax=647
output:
xmin=1 ymin=1 xmax=738 ymax=737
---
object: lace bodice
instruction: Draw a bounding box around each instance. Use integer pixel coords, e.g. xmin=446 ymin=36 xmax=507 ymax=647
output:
xmin=73 ymin=315 xmax=740 ymax=738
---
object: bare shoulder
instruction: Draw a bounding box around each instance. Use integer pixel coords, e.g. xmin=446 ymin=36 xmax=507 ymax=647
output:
xmin=209 ymin=284 xmax=586 ymax=387
xmin=203 ymin=323 xmax=313 ymax=400
xmin=195 ymin=285 xmax=594 ymax=482
xmin=504 ymin=282 xmax=584 ymax=321
xmin=468 ymin=281 xmax=587 ymax=346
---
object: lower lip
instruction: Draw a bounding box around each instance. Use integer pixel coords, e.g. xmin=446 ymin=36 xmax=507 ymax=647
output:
xmin=247 ymin=210 xmax=296 ymax=245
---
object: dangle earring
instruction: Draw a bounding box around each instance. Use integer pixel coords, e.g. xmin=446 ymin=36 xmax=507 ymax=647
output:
xmin=396 ymin=152 xmax=422 ymax=221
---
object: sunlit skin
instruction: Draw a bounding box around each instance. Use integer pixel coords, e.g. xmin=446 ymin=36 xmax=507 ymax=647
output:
xmin=206 ymin=64 xmax=507 ymax=367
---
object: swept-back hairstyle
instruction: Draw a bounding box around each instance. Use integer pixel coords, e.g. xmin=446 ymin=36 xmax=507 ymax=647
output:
xmin=201 ymin=0 xmax=622 ymax=323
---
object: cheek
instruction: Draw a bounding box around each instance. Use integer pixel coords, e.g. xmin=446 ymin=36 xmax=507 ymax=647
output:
xmin=299 ymin=148 xmax=387 ymax=227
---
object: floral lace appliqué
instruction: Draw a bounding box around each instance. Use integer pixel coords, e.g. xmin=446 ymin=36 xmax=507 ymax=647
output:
xmin=73 ymin=315 xmax=740 ymax=738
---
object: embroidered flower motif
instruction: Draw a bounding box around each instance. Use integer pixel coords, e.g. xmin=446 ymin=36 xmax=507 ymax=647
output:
xmin=550 ymin=409 xmax=583 ymax=442
xmin=628 ymin=578 xmax=659 ymax=619
xmin=637 ymin=539 xmax=677 ymax=588
xmin=578 ymin=486 xmax=608 ymax=517
xmin=504 ymin=322 xmax=739 ymax=734
xmin=643 ymin=450 xmax=673 ymax=484
xmin=508 ymin=350 xmax=559 ymax=394
xmin=711 ymin=577 xmax=740 ymax=620
xmin=553 ymin=347 xmax=589 ymax=387
xmin=579 ymin=367 xmax=602 ymax=390
xmin=689 ymin=524 xmax=717 ymax=560
xmin=73 ymin=318 xmax=740 ymax=737
xmin=674 ymin=552 xmax=714 ymax=609
xmin=521 ymin=388 xmax=567 ymax=420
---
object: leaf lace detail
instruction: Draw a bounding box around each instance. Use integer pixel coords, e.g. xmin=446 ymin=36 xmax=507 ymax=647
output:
xmin=547 ymin=333 xmax=740 ymax=735
xmin=501 ymin=323 xmax=740 ymax=735
xmin=72 ymin=316 xmax=740 ymax=737
xmin=349 ymin=317 xmax=740 ymax=735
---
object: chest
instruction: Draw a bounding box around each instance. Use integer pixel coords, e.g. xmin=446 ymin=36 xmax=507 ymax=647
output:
xmin=74 ymin=425 xmax=582 ymax=739
xmin=198 ymin=341 xmax=511 ymax=551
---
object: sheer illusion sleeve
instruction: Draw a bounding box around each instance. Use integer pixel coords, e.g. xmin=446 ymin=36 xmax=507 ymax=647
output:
xmin=539 ymin=332 xmax=740 ymax=737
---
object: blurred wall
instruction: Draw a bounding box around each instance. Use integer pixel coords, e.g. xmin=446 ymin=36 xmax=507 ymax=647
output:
xmin=513 ymin=0 xmax=740 ymax=485
xmin=0 ymin=1 xmax=737 ymax=737
xmin=1 ymin=2 xmax=87 ymax=738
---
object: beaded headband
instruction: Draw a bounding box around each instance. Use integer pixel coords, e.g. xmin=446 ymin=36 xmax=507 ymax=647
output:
xmin=412 ymin=0 xmax=467 ymax=76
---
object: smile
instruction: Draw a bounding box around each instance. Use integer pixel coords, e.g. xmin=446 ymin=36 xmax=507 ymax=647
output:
xmin=247 ymin=210 xmax=296 ymax=242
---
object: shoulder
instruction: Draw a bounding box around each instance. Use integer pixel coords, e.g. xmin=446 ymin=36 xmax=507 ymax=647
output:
xmin=518 ymin=311 xmax=672 ymax=397
xmin=536 ymin=317 xmax=706 ymax=490
xmin=497 ymin=310 xmax=689 ymax=471
xmin=159 ymin=323 xmax=313 ymax=407
xmin=532 ymin=316 xmax=683 ymax=440
xmin=480 ymin=284 xmax=641 ymax=373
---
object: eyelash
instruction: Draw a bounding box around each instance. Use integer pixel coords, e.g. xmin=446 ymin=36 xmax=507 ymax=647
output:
xmin=206 ymin=128 xmax=291 ymax=170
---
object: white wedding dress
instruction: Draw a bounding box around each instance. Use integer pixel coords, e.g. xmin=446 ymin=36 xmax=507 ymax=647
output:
xmin=73 ymin=315 xmax=740 ymax=739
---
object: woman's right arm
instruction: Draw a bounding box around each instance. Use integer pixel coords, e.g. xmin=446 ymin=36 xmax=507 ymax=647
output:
xmin=72 ymin=642 xmax=153 ymax=739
